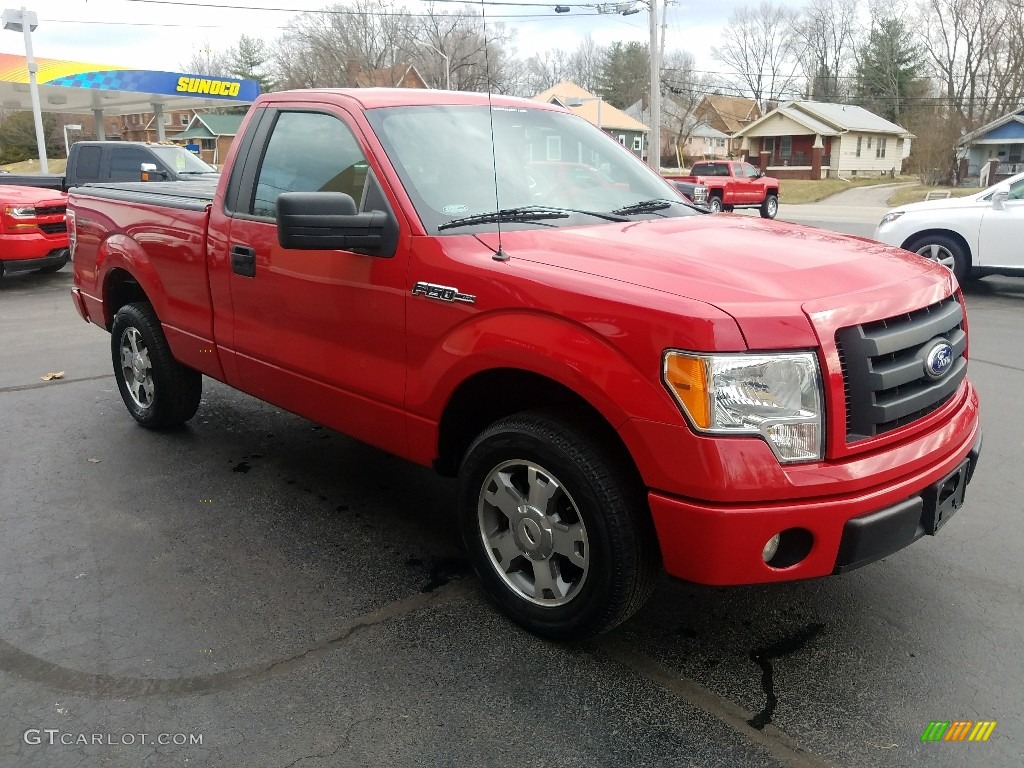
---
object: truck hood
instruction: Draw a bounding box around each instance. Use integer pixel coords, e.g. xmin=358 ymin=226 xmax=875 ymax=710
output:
xmin=0 ymin=185 xmax=66 ymax=206
xmin=475 ymin=215 xmax=950 ymax=348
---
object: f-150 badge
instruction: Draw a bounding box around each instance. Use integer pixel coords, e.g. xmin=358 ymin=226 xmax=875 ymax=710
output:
xmin=411 ymin=282 xmax=476 ymax=304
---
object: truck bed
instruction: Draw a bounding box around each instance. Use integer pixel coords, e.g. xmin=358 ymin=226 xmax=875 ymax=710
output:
xmin=69 ymin=179 xmax=219 ymax=211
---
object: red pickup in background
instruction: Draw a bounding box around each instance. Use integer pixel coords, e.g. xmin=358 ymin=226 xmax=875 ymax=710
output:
xmin=0 ymin=186 xmax=69 ymax=276
xmin=671 ymin=160 xmax=780 ymax=217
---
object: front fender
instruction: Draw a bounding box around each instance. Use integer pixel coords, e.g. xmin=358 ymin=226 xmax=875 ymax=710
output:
xmin=404 ymin=311 xmax=684 ymax=462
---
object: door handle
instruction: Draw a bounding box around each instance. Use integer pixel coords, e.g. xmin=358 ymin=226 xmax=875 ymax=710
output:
xmin=231 ymin=244 xmax=256 ymax=277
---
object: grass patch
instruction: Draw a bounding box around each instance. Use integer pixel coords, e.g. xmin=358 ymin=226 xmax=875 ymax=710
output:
xmin=778 ymin=176 xmax=902 ymax=204
xmin=885 ymin=185 xmax=979 ymax=207
xmin=0 ymin=158 xmax=67 ymax=174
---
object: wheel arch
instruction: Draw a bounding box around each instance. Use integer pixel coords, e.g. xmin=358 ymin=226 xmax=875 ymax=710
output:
xmin=434 ymin=368 xmax=644 ymax=494
xmin=901 ymin=228 xmax=973 ymax=266
xmin=98 ymin=233 xmax=164 ymax=330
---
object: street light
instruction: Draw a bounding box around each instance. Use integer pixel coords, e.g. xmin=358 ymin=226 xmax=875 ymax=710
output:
xmin=566 ymin=96 xmax=603 ymax=130
xmin=63 ymin=123 xmax=81 ymax=157
xmin=425 ymin=42 xmax=451 ymax=91
xmin=2 ymin=6 xmax=47 ymax=173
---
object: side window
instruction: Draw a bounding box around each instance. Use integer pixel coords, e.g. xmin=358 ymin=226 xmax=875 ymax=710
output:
xmin=743 ymin=163 xmax=759 ymax=178
xmin=109 ymin=148 xmax=157 ymax=181
xmin=1008 ymin=178 xmax=1024 ymax=201
xmin=76 ymin=146 xmax=102 ymax=181
xmin=251 ymin=111 xmax=370 ymax=218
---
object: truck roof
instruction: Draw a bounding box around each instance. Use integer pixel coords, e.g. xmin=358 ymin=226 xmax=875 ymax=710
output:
xmin=254 ymin=88 xmax=564 ymax=113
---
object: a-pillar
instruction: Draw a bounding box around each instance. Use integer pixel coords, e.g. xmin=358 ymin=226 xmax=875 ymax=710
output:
xmin=152 ymin=103 xmax=166 ymax=141
xmin=93 ymin=109 xmax=106 ymax=140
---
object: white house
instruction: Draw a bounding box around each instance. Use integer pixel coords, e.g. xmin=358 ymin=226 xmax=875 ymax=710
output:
xmin=733 ymin=101 xmax=913 ymax=180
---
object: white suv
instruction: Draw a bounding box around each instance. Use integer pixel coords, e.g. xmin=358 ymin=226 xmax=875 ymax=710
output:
xmin=874 ymin=172 xmax=1024 ymax=282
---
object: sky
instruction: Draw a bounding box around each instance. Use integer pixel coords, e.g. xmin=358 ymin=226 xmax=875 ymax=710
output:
xmin=7 ymin=0 xmax=796 ymax=83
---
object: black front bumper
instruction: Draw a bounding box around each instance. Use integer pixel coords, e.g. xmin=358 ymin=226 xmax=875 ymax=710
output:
xmin=833 ymin=434 xmax=983 ymax=574
xmin=0 ymin=247 xmax=70 ymax=275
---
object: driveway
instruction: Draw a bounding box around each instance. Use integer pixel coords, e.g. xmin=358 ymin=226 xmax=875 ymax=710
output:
xmin=774 ymin=182 xmax=916 ymax=236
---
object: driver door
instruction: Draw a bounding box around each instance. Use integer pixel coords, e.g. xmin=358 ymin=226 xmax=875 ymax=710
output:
xmin=221 ymin=107 xmax=410 ymax=456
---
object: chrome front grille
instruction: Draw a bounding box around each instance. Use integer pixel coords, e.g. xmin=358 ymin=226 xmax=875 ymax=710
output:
xmin=836 ymin=296 xmax=966 ymax=441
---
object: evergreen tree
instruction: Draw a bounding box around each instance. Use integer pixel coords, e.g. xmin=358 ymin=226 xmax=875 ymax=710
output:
xmin=596 ymin=42 xmax=649 ymax=109
xmin=854 ymin=18 xmax=927 ymax=123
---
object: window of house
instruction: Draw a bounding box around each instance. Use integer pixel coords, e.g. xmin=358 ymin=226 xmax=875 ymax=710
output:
xmin=763 ymin=136 xmax=775 ymax=153
xmin=686 ymin=137 xmax=693 ymax=145
xmin=876 ymin=137 xmax=887 ymax=158
xmin=867 ymin=137 xmax=872 ymax=149
xmin=716 ymin=138 xmax=725 ymax=147
xmin=180 ymin=114 xmax=190 ymax=125
xmin=856 ymin=136 xmax=862 ymax=157
xmin=780 ymin=136 xmax=792 ymax=157
xmin=252 ymin=111 xmax=371 ymax=219
xmin=617 ymin=134 xmax=626 ymax=145
xmin=200 ymin=138 xmax=216 ymax=151
xmin=632 ymin=136 xmax=643 ymax=152
xmin=546 ymin=134 xmax=561 ymax=161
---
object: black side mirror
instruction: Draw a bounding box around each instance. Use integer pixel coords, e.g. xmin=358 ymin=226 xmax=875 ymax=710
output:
xmin=277 ymin=192 xmax=388 ymax=253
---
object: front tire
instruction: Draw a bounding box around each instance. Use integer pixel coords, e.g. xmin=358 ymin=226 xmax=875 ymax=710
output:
xmin=458 ymin=410 xmax=659 ymax=640
xmin=111 ymin=302 xmax=202 ymax=428
xmin=905 ymin=234 xmax=971 ymax=284
xmin=707 ymin=195 xmax=723 ymax=213
xmin=760 ymin=193 xmax=779 ymax=219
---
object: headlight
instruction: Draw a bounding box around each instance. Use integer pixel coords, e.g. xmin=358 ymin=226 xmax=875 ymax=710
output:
xmin=662 ymin=351 xmax=824 ymax=463
xmin=4 ymin=206 xmax=36 ymax=219
xmin=878 ymin=211 xmax=904 ymax=226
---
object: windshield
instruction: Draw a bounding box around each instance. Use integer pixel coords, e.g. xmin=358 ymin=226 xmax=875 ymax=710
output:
xmin=365 ymin=104 xmax=696 ymax=233
xmin=149 ymin=146 xmax=218 ymax=174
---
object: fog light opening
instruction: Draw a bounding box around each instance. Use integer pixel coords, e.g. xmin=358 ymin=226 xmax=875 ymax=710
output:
xmin=762 ymin=534 xmax=781 ymax=562
xmin=766 ymin=528 xmax=814 ymax=569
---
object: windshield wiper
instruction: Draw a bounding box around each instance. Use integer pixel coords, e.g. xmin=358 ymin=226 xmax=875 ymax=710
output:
xmin=438 ymin=205 xmax=628 ymax=231
xmin=611 ymin=199 xmax=687 ymax=216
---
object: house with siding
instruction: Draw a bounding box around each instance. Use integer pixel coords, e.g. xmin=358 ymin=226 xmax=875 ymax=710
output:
xmin=734 ymin=101 xmax=912 ymax=180
xmin=692 ymin=95 xmax=761 ymax=154
xmin=174 ymin=113 xmax=245 ymax=166
xmin=956 ymin=107 xmax=1024 ymax=185
xmin=533 ymin=82 xmax=649 ymax=159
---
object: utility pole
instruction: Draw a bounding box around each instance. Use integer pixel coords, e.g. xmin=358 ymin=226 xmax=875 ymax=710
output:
xmin=648 ymin=0 xmax=660 ymax=172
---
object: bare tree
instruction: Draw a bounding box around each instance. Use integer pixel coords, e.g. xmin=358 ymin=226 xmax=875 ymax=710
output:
xmin=798 ymin=0 xmax=858 ymax=100
xmin=565 ymin=35 xmax=605 ymax=93
xmin=918 ymin=0 xmax=1013 ymax=125
xmin=661 ymin=50 xmax=713 ymax=165
xmin=711 ymin=2 xmax=805 ymax=108
xmin=413 ymin=6 xmax=520 ymax=93
xmin=180 ymin=42 xmax=231 ymax=76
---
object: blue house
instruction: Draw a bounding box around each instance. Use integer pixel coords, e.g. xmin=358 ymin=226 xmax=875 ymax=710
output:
xmin=957 ymin=107 xmax=1024 ymax=184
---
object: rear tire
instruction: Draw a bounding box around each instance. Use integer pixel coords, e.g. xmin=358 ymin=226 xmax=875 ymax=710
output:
xmin=905 ymin=234 xmax=972 ymax=284
xmin=760 ymin=193 xmax=779 ymax=219
xmin=458 ymin=409 xmax=659 ymax=641
xmin=111 ymin=302 xmax=202 ymax=428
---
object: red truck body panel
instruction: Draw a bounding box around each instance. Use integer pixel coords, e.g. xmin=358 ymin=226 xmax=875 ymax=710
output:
xmin=68 ymin=88 xmax=981 ymax=590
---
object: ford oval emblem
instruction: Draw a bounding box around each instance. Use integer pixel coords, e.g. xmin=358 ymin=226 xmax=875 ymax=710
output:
xmin=924 ymin=340 xmax=954 ymax=379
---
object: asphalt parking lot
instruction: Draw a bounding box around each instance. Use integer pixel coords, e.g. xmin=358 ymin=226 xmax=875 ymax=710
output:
xmin=2 ymin=240 xmax=1022 ymax=767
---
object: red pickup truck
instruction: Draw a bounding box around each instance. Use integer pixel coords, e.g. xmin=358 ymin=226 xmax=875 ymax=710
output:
xmin=68 ymin=89 xmax=981 ymax=640
xmin=672 ymin=160 xmax=781 ymax=217
xmin=0 ymin=186 xmax=69 ymax=276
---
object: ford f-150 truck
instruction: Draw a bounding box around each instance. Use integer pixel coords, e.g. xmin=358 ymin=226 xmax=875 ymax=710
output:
xmin=68 ymin=89 xmax=981 ymax=640
xmin=673 ymin=160 xmax=781 ymax=216
xmin=0 ymin=185 xmax=70 ymax=276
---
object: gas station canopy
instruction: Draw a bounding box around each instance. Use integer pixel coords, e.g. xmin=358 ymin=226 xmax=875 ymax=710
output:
xmin=0 ymin=52 xmax=260 ymax=117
